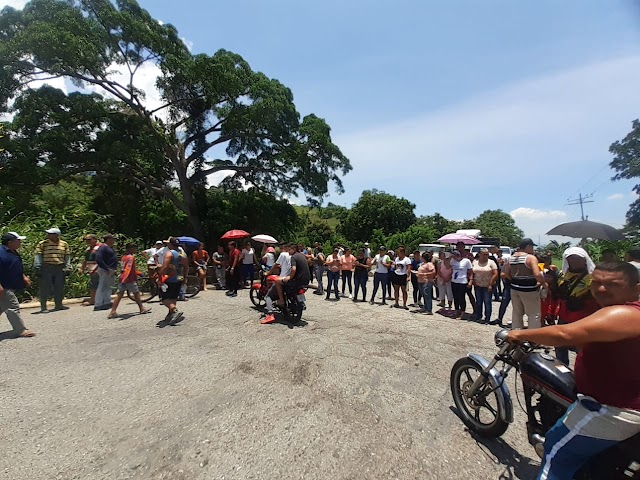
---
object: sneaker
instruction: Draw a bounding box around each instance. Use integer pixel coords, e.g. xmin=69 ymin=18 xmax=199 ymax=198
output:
xmin=230 ymin=292 xmax=237 ymax=297
xmin=260 ymin=313 xmax=276 ymax=325
xmin=169 ymin=311 xmax=184 ymax=325
xmin=348 ymin=294 xmax=353 ymax=299
xmin=369 ymin=300 xmax=374 ymax=305
xmin=425 ymin=311 xmax=434 ymax=315
xmin=53 ymin=305 xmax=69 ymax=311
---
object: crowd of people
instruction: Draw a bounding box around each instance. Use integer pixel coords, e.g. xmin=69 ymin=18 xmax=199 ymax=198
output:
xmin=2 ymin=228 xmax=640 ymax=479
xmin=0 ymin=227 xmax=638 ymax=340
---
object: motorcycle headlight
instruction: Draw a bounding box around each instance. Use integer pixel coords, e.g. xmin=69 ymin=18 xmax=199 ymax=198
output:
xmin=494 ymin=328 xmax=509 ymax=346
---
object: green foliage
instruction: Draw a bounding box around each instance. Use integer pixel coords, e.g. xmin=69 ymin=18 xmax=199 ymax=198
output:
xmin=470 ymin=209 xmax=524 ymax=246
xmin=582 ymin=240 xmax=634 ymax=262
xmin=0 ymin=0 xmax=351 ymax=237
xmin=341 ymin=189 xmax=416 ymax=241
xmin=609 ymin=119 xmax=640 ymax=226
xmin=416 ymin=212 xmax=459 ymax=241
xmin=384 ymin=224 xmax=438 ymax=253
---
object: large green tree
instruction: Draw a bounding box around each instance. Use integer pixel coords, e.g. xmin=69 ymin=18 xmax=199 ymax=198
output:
xmin=0 ymin=0 xmax=350 ymax=238
xmin=341 ymin=189 xmax=416 ymax=241
xmin=471 ymin=209 xmax=524 ymax=246
xmin=610 ymin=119 xmax=640 ymax=226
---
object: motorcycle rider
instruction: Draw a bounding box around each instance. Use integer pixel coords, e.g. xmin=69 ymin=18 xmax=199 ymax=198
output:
xmin=262 ymin=243 xmax=310 ymax=324
xmin=507 ymin=261 xmax=640 ymax=480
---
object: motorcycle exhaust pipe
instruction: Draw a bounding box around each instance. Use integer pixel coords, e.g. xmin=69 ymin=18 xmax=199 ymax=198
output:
xmin=531 ymin=434 xmax=545 ymax=459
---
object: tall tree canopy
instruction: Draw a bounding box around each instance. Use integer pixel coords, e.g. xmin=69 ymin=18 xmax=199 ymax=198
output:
xmin=341 ymin=190 xmax=417 ymax=242
xmin=610 ymin=119 xmax=640 ymax=226
xmin=0 ymin=0 xmax=350 ymax=238
xmin=471 ymin=209 xmax=524 ymax=246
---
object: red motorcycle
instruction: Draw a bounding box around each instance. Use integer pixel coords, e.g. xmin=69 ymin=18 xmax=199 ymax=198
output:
xmin=250 ymin=269 xmax=277 ymax=308
xmin=250 ymin=269 xmax=307 ymax=323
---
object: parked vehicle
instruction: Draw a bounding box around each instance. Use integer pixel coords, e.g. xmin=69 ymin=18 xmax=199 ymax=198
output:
xmin=450 ymin=329 xmax=639 ymax=478
xmin=417 ymin=243 xmax=447 ymax=259
xmin=468 ymin=244 xmax=511 ymax=260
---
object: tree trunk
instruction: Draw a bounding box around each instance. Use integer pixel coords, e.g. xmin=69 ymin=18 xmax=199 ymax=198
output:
xmin=181 ymin=179 xmax=205 ymax=241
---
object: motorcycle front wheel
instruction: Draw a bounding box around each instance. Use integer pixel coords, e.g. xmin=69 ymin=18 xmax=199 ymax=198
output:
xmin=250 ymin=288 xmax=266 ymax=308
xmin=450 ymin=357 xmax=509 ymax=438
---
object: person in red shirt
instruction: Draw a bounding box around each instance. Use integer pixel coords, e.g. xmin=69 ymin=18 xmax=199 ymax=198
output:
xmin=226 ymin=241 xmax=242 ymax=297
xmin=541 ymin=270 xmax=560 ymax=326
xmin=108 ymin=243 xmax=151 ymax=318
xmin=507 ymin=262 xmax=640 ymax=480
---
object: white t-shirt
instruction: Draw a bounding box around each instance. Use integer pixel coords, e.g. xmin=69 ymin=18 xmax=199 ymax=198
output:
xmin=263 ymin=252 xmax=275 ymax=267
xmin=373 ymin=254 xmax=390 ymax=274
xmin=364 ymin=247 xmax=371 ymax=259
xmin=241 ymin=248 xmax=255 ymax=265
xmin=451 ymin=258 xmax=473 ymax=284
xmin=275 ymin=252 xmax=291 ymax=278
xmin=393 ymin=257 xmax=411 ymax=275
xmin=144 ymin=247 xmax=159 ymax=265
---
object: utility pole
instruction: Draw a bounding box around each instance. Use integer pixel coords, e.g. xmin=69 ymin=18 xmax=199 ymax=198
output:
xmin=567 ymin=193 xmax=594 ymax=221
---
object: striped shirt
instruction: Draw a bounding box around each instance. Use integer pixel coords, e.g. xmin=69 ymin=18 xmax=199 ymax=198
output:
xmin=35 ymin=239 xmax=70 ymax=266
xmin=509 ymin=253 xmax=538 ymax=292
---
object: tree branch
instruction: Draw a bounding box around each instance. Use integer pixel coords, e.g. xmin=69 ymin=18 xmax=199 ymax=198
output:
xmin=185 ymin=134 xmax=234 ymax=165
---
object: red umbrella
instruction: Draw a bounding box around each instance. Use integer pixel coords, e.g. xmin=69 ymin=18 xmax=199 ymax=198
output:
xmin=220 ymin=229 xmax=250 ymax=240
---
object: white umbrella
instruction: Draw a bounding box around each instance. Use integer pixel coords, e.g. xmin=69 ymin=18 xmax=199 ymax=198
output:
xmin=251 ymin=234 xmax=278 ymax=244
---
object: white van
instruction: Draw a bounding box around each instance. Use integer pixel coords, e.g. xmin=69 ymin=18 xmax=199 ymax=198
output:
xmin=417 ymin=244 xmax=447 ymax=259
xmin=469 ymin=244 xmax=512 ymax=260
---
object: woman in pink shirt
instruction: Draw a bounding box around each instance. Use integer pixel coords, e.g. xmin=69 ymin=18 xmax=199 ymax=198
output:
xmin=340 ymin=247 xmax=356 ymax=299
xmin=437 ymin=252 xmax=454 ymax=309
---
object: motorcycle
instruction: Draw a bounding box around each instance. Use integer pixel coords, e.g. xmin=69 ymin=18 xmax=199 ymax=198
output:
xmin=250 ymin=269 xmax=307 ymax=323
xmin=450 ymin=328 xmax=640 ymax=479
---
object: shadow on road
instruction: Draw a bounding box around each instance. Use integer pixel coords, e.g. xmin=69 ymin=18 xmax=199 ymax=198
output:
xmin=450 ymin=406 xmax=540 ymax=480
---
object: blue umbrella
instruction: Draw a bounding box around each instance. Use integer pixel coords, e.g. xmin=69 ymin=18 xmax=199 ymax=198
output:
xmin=177 ymin=236 xmax=201 ymax=246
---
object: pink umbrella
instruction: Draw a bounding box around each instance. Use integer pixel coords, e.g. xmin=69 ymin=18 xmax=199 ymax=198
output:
xmin=437 ymin=233 xmax=481 ymax=245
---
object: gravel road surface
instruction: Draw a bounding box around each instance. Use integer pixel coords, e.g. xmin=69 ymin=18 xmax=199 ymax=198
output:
xmin=1 ymin=287 xmax=539 ymax=479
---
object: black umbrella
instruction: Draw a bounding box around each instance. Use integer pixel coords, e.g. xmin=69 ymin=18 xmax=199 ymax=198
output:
xmin=546 ymin=220 xmax=624 ymax=241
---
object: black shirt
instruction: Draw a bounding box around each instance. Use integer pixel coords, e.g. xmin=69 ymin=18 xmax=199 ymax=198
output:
xmin=290 ymin=252 xmax=311 ymax=285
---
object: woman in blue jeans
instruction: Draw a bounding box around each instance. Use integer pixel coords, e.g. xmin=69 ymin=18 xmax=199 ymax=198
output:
xmin=324 ymin=248 xmax=341 ymax=300
xmin=471 ymin=249 xmax=498 ymax=324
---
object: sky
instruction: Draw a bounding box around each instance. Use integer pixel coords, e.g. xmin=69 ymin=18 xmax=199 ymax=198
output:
xmin=3 ymin=0 xmax=640 ymax=243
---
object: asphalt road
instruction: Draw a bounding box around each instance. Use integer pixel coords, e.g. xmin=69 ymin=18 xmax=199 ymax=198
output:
xmin=1 ymin=286 xmax=539 ymax=480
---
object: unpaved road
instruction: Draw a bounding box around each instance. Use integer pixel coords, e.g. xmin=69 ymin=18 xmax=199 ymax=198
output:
xmin=1 ymin=288 xmax=539 ymax=479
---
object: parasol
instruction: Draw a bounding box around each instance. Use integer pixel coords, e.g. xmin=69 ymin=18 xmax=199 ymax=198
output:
xmin=438 ymin=233 xmax=481 ymax=245
xmin=220 ymin=229 xmax=250 ymax=240
xmin=251 ymin=234 xmax=278 ymax=244
xmin=176 ymin=236 xmax=201 ymax=246
xmin=546 ymin=220 xmax=624 ymax=241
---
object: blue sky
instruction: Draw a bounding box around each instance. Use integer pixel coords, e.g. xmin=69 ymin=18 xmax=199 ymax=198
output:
xmin=4 ymin=0 xmax=640 ymax=242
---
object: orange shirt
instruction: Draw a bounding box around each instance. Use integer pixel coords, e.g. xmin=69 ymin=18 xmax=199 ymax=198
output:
xmin=340 ymin=254 xmax=356 ymax=271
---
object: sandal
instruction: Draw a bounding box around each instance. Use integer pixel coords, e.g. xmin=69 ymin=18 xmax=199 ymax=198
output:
xmin=107 ymin=313 xmax=118 ymax=319
xmin=139 ymin=308 xmax=152 ymax=315
xmin=18 ymin=330 xmax=36 ymax=338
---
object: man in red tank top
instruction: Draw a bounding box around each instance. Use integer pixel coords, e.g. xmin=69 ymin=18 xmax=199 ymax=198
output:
xmin=507 ymin=261 xmax=640 ymax=480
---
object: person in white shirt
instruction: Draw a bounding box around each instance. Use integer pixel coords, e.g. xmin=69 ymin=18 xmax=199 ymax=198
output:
xmin=369 ymin=246 xmax=391 ymax=305
xmin=240 ymin=241 xmax=257 ymax=287
xmin=451 ymin=250 xmax=474 ymax=318
xmin=391 ymin=246 xmax=412 ymax=309
xmin=143 ymin=241 xmax=163 ymax=275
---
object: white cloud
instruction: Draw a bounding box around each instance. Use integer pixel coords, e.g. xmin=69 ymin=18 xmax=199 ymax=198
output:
xmin=0 ymin=0 xmax=28 ymax=9
xmin=510 ymin=208 xmax=568 ymax=221
xmin=181 ymin=37 xmax=194 ymax=52
xmin=607 ymin=193 xmax=625 ymax=200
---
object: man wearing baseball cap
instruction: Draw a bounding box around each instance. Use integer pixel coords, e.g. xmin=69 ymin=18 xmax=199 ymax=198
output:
xmin=34 ymin=227 xmax=71 ymax=313
xmin=0 ymin=232 xmax=36 ymax=337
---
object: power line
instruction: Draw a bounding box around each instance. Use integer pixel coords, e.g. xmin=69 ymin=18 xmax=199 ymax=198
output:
xmin=567 ymin=193 xmax=594 ymax=221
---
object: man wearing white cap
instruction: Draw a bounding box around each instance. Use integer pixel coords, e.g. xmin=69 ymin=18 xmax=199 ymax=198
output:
xmin=0 ymin=232 xmax=36 ymax=337
xmin=34 ymin=227 xmax=71 ymax=313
